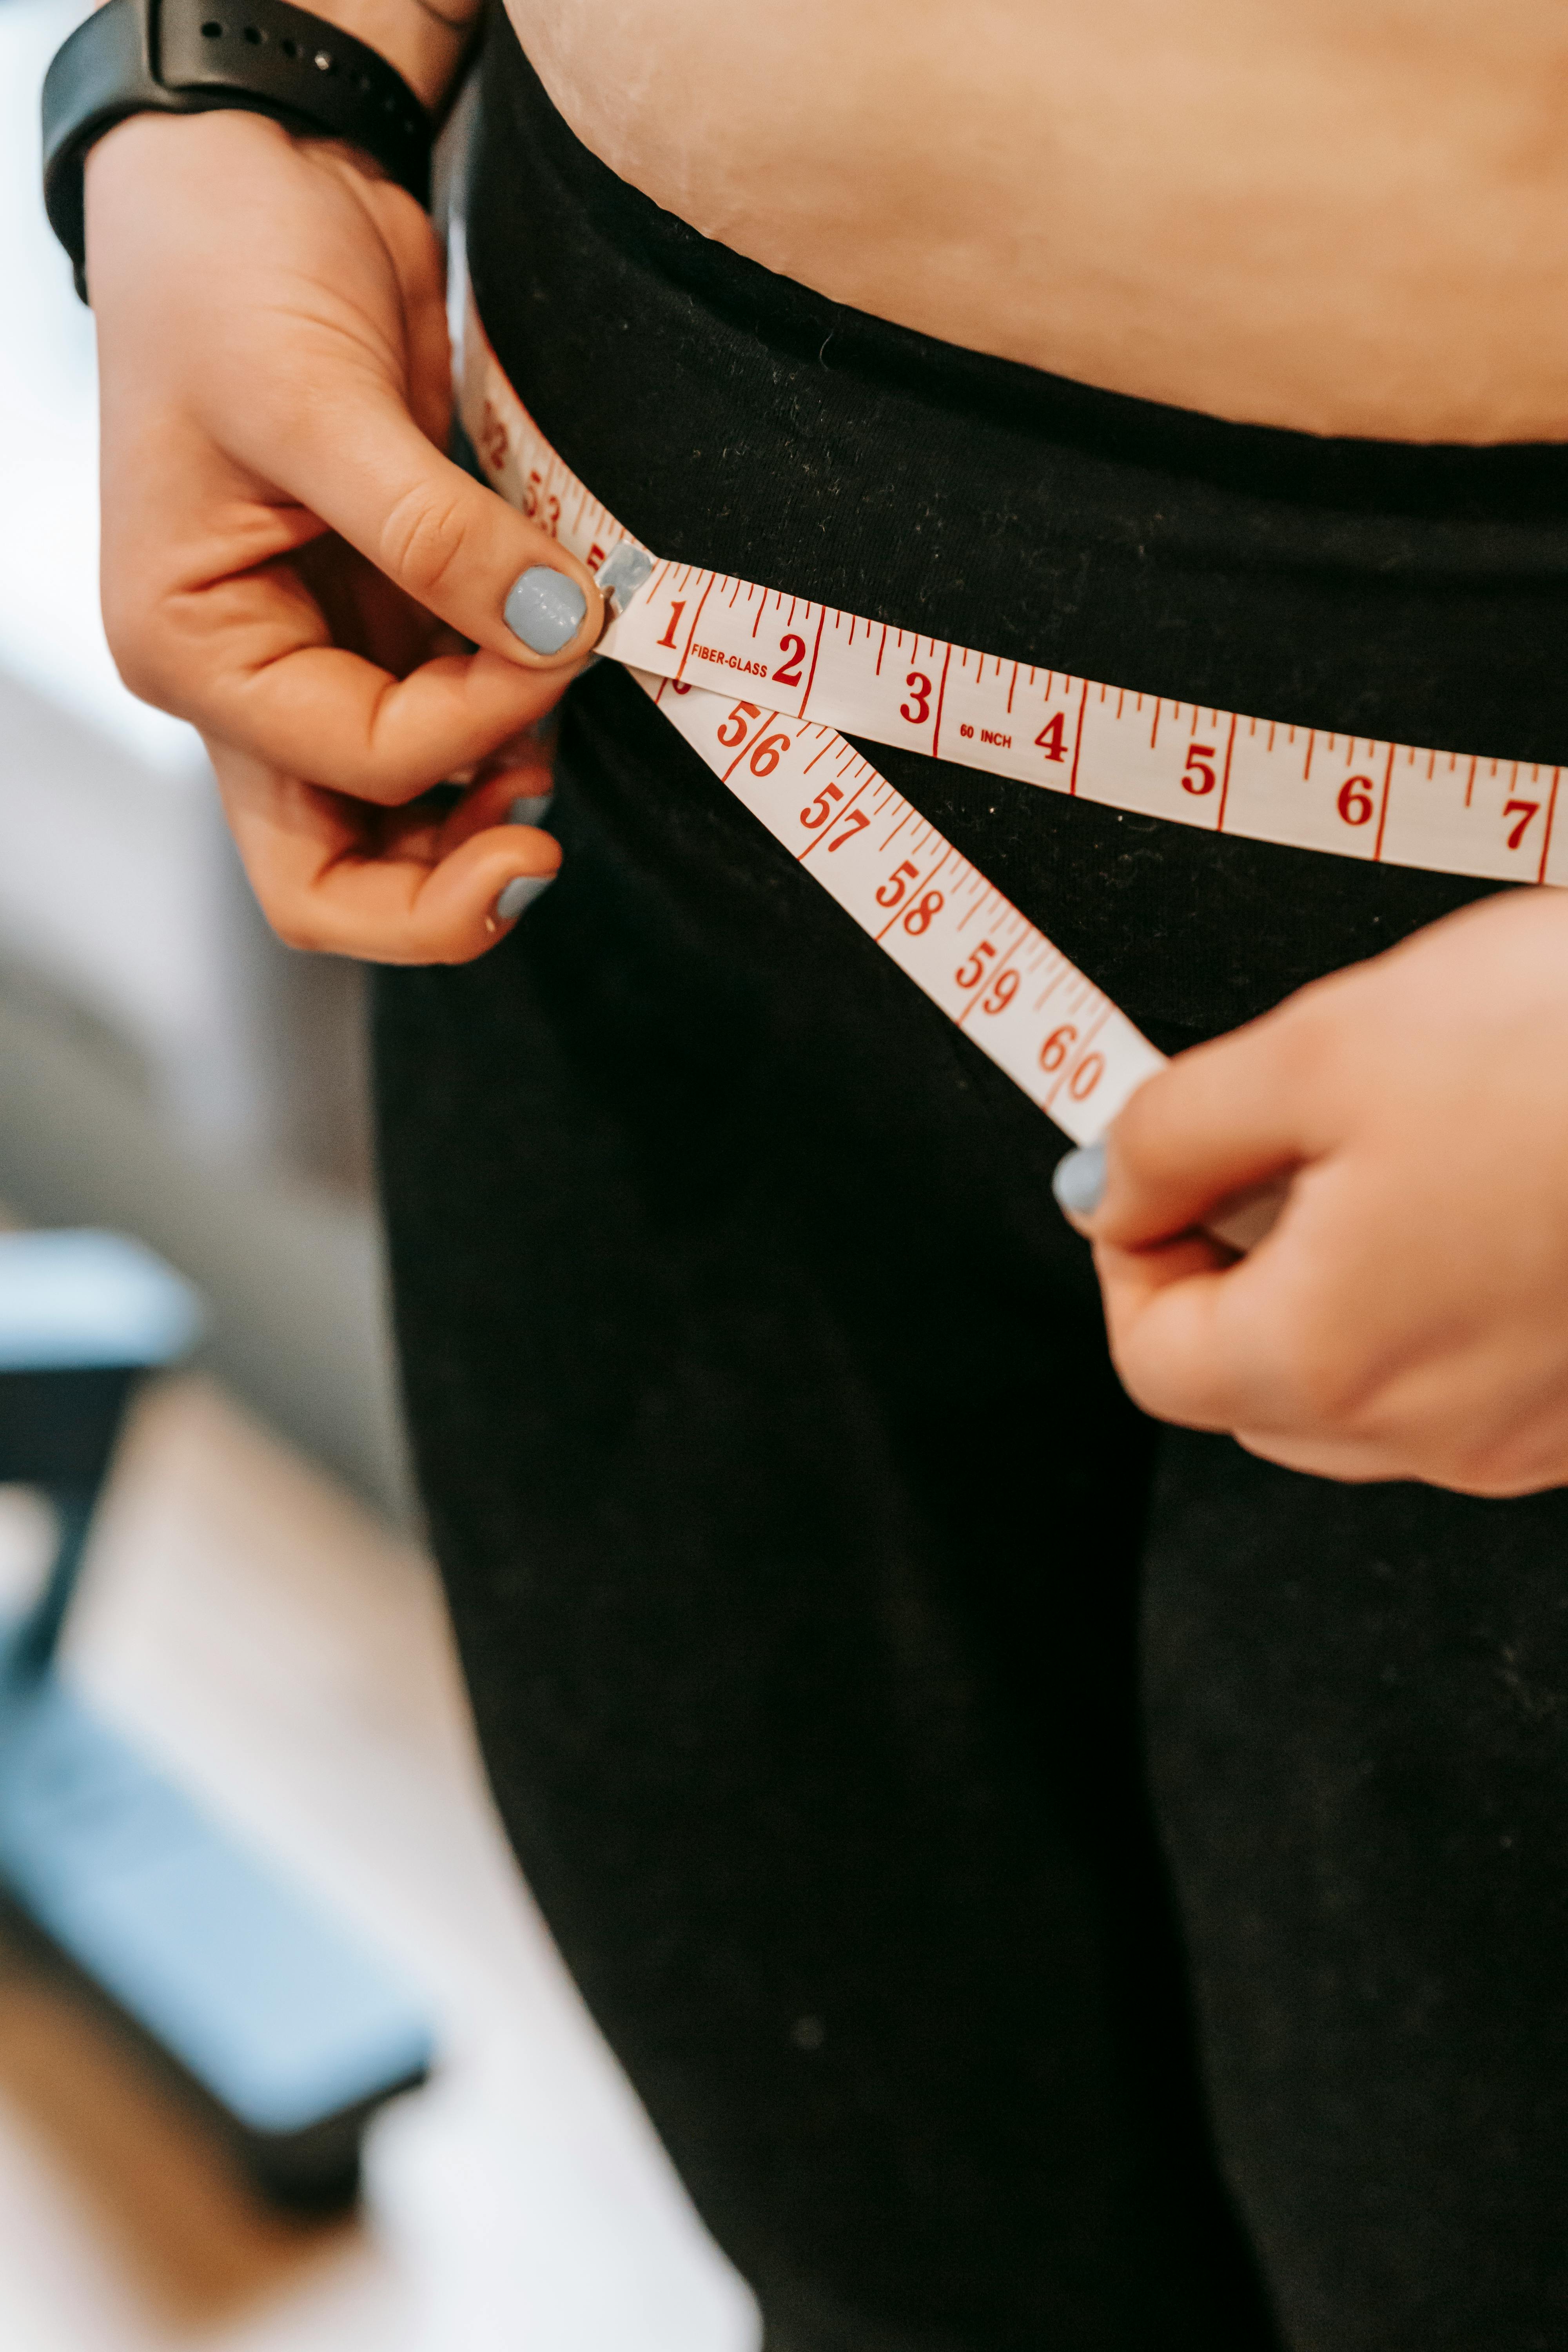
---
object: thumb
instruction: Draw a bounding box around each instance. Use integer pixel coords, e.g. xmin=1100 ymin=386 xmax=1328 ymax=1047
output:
xmin=1056 ymin=1012 xmax=1310 ymax=1247
xmin=277 ymin=381 xmax=603 ymax=669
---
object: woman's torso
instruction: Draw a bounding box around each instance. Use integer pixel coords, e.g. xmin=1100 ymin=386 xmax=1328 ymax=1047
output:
xmin=504 ymin=0 xmax=1568 ymax=444
xmin=397 ymin=51 xmax=1568 ymax=2346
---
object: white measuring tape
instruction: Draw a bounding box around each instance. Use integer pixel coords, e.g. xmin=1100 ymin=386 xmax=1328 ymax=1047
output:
xmin=454 ymin=246 xmax=1556 ymax=1183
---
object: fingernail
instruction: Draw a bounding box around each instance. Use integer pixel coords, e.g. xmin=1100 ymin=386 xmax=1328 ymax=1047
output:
xmin=595 ymin=541 xmax=654 ymax=612
xmin=504 ymin=566 xmax=588 ymax=655
xmin=508 ymin=791 xmax=554 ymax=827
xmin=1052 ymin=1141 xmax=1107 ymax=1219
xmin=495 ymin=872 xmax=554 ymax=922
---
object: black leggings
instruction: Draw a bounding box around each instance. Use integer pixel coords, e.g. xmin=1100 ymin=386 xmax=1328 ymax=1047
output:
xmin=374 ymin=27 xmax=1568 ymax=2350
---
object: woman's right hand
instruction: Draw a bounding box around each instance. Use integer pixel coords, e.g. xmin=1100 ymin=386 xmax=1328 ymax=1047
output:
xmin=85 ymin=105 xmax=603 ymax=962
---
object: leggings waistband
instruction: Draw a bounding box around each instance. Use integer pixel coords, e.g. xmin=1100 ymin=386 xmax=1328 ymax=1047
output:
xmin=466 ymin=21 xmax=1568 ymax=1039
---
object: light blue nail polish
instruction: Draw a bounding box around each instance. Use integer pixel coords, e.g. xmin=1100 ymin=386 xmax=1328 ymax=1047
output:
xmin=1052 ymin=1141 xmax=1107 ymax=1218
xmin=503 ymin=566 xmax=588 ymax=655
xmin=508 ymin=792 xmax=554 ymax=827
xmin=495 ymin=873 xmax=554 ymax=922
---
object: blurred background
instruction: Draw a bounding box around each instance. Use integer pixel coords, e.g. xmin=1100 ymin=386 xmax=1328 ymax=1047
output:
xmin=0 ymin=2 xmax=755 ymax=2343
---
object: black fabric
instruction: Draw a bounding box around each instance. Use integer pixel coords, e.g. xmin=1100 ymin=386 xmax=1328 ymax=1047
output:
xmin=1141 ymin=1443 xmax=1568 ymax=2352
xmin=372 ymin=25 xmax=1568 ymax=2351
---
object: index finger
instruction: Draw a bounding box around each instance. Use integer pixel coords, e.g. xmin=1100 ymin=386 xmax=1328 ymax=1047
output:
xmin=1094 ymin=1000 xmax=1327 ymax=1248
xmin=105 ymin=444 xmax=586 ymax=801
xmin=234 ymin=365 xmax=604 ymax=678
xmin=213 ymin=745 xmax=562 ymax=964
xmin=1093 ymin=1232 xmax=1265 ymax=1431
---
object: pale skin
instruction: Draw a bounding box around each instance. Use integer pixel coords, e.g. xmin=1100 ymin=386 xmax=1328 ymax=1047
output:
xmin=84 ymin=0 xmax=1568 ymax=1492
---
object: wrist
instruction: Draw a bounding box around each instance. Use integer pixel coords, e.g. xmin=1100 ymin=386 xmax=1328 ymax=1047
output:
xmin=44 ymin=0 xmax=451 ymax=290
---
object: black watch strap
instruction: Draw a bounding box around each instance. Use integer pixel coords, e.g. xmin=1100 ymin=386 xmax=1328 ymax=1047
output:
xmin=42 ymin=0 xmax=434 ymax=297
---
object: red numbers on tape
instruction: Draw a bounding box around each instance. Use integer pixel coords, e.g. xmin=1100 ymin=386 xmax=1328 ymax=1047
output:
xmin=775 ymin=633 xmax=807 ymax=688
xmin=1505 ymin=798 xmax=1540 ymax=850
xmin=1337 ymin=775 xmax=1375 ymax=827
xmin=955 ymin=941 xmax=997 ymax=990
xmin=1036 ymin=1023 xmax=1103 ymax=1102
xmin=1182 ymin=743 xmax=1218 ymax=796
xmin=954 ymin=949 xmax=1022 ymax=1020
xmin=479 ymin=397 xmax=508 ymax=476
xmin=521 ymin=468 xmax=561 ymax=535
xmin=1035 ymin=711 xmax=1069 ymax=763
xmin=712 ymin=701 xmax=790 ymax=774
xmin=827 ymin=809 xmax=871 ymax=851
xmin=657 ymin=600 xmax=688 ymax=652
xmin=717 ymin=701 xmax=761 ymax=747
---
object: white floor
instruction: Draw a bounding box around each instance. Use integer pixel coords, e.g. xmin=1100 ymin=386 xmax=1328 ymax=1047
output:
xmin=0 ymin=1379 xmax=759 ymax=2352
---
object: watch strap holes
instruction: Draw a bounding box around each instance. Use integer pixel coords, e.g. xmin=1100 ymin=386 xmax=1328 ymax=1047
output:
xmin=40 ymin=0 xmax=437 ymax=285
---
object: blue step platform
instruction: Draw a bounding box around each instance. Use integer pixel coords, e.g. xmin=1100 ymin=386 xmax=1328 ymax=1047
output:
xmin=0 ymin=1230 xmax=434 ymax=2209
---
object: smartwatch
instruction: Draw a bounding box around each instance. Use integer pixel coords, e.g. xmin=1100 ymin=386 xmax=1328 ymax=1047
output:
xmin=42 ymin=0 xmax=434 ymax=298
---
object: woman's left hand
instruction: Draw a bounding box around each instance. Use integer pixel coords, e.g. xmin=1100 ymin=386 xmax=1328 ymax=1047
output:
xmin=1060 ymin=886 xmax=1568 ymax=1495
